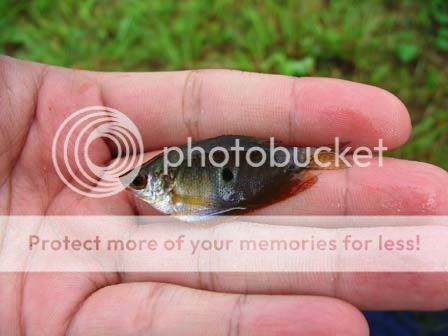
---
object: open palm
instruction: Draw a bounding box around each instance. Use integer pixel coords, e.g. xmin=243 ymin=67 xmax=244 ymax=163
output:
xmin=1 ymin=56 xmax=447 ymax=335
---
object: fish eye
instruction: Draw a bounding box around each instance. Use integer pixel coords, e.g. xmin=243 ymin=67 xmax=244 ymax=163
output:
xmin=221 ymin=167 xmax=233 ymax=182
xmin=131 ymin=175 xmax=147 ymax=190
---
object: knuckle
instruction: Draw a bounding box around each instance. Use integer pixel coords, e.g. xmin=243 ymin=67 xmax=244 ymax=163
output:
xmin=413 ymin=162 xmax=448 ymax=214
xmin=227 ymin=294 xmax=247 ymax=336
xmin=181 ymin=70 xmax=205 ymax=140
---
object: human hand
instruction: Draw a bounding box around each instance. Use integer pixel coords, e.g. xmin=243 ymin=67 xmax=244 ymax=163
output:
xmin=1 ymin=56 xmax=447 ymax=335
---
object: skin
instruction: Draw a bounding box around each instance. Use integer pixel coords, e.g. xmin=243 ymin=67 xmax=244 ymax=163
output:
xmin=0 ymin=56 xmax=447 ymax=335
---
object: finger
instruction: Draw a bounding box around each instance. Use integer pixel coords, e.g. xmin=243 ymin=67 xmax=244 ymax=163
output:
xmin=95 ymin=70 xmax=411 ymax=150
xmin=118 ymin=223 xmax=448 ymax=311
xmin=130 ymin=157 xmax=448 ymax=216
xmin=16 ymin=272 xmax=119 ymax=335
xmin=121 ymin=272 xmax=448 ymax=312
xmin=254 ymin=157 xmax=448 ymax=216
xmin=66 ymin=282 xmax=368 ymax=336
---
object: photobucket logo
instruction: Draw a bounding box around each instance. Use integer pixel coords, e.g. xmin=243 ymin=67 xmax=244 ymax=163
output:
xmin=162 ymin=137 xmax=388 ymax=173
xmin=52 ymin=106 xmax=144 ymax=198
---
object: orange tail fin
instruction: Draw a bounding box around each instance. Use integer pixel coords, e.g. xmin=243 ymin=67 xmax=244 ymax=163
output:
xmin=307 ymin=150 xmax=350 ymax=170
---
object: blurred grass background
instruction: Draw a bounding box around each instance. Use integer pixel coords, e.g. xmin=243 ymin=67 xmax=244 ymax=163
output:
xmin=0 ymin=0 xmax=446 ymax=170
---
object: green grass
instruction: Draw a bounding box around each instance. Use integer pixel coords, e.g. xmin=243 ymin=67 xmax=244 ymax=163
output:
xmin=1 ymin=0 xmax=447 ymax=169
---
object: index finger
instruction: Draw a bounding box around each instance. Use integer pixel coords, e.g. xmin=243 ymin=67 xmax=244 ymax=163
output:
xmin=95 ymin=70 xmax=411 ymax=150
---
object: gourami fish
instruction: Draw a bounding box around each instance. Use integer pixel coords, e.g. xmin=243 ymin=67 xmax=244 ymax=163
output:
xmin=120 ymin=135 xmax=346 ymax=221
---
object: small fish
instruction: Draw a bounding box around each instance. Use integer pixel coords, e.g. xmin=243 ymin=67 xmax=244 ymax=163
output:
xmin=120 ymin=135 xmax=346 ymax=221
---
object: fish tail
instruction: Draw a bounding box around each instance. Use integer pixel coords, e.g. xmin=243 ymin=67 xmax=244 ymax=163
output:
xmin=307 ymin=148 xmax=349 ymax=170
